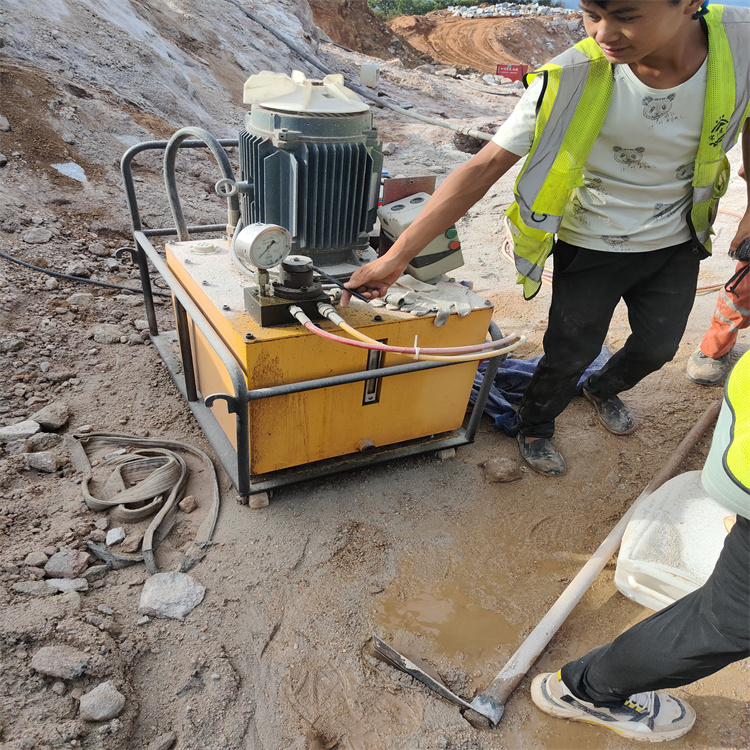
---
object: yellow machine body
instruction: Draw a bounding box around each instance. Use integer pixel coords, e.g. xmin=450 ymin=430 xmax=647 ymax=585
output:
xmin=166 ymin=240 xmax=493 ymax=476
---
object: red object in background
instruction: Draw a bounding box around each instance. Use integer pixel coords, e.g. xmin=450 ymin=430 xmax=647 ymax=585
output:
xmin=496 ymin=64 xmax=528 ymax=82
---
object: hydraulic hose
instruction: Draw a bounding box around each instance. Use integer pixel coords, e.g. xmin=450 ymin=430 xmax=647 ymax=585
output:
xmin=318 ymin=303 xmax=518 ymax=354
xmin=222 ymin=0 xmax=493 ymax=142
xmin=289 ymin=306 xmax=524 ymax=362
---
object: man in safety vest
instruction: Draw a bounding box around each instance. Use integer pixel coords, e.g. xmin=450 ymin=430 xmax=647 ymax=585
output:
xmin=530 ymin=350 xmax=749 ymax=742
xmin=343 ymin=0 xmax=750 ymax=476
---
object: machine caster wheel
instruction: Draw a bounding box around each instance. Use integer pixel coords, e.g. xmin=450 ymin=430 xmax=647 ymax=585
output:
xmin=436 ymin=448 xmax=456 ymax=461
xmin=249 ymin=491 xmax=270 ymax=510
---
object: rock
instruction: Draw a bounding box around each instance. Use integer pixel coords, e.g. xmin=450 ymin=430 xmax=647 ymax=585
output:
xmin=27 ymin=432 xmax=64 ymax=451
xmin=24 ymin=550 xmax=49 ymax=567
xmin=31 ymin=645 xmax=89 ymax=679
xmin=22 ymin=227 xmax=53 ymax=244
xmin=83 ymin=565 xmax=109 ymax=583
xmin=119 ymin=533 xmax=142 ymax=553
xmin=178 ymin=495 xmax=197 ymax=513
xmin=89 ymin=529 xmax=106 ymax=543
xmin=46 ymin=577 xmax=89 ymax=593
xmin=106 ymin=527 xmax=126 ymax=546
xmin=0 ymin=114 xmax=9 ymax=131
xmin=79 ymin=681 xmax=126 ymax=721
xmin=0 ymin=420 xmax=41 ymax=443
xmin=94 ymin=518 xmax=109 ymax=530
xmin=136 ymin=616 xmax=151 ymax=626
xmin=44 ymin=549 xmax=90 ymax=579
xmin=29 ymin=402 xmax=70 ymax=430
xmin=381 ymin=142 xmax=397 ymax=156
xmin=88 ymin=242 xmax=110 ymax=257
xmin=147 ymin=731 xmax=177 ymax=750
xmin=66 ymin=292 xmax=94 ymax=307
xmin=89 ymin=324 xmax=124 ymax=345
xmin=1 ymin=338 xmax=24 ymax=352
xmin=26 ymin=566 xmax=46 ymax=580
xmin=64 ymin=262 xmax=90 ymax=278
xmin=435 ymin=67 xmax=458 ymax=77
xmin=482 ymin=456 xmax=523 ymax=483
xmin=0 ymin=153 xmax=7 ymax=167
xmin=12 ymin=581 xmax=54 ymax=597
xmin=24 ymin=450 xmax=65 ymax=473
xmin=138 ymin=572 xmax=206 ymax=621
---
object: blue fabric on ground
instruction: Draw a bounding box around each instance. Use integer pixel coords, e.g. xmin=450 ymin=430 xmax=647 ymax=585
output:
xmin=470 ymin=347 xmax=611 ymax=436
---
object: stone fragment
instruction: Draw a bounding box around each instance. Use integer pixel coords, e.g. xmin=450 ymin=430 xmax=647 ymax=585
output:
xmin=1 ymin=338 xmax=24 ymax=352
xmin=88 ymin=241 xmax=110 ymax=257
xmin=31 ymin=645 xmax=89 ymax=679
xmin=24 ymin=550 xmax=49 ymax=567
xmin=83 ymin=565 xmax=108 ymax=583
xmin=29 ymin=401 xmax=70 ymax=430
xmin=44 ymin=549 xmax=89 ymax=579
xmin=381 ymin=142 xmax=397 ymax=156
xmin=0 ymin=114 xmax=9 ymax=131
xmin=25 ymin=450 xmax=65 ymax=473
xmin=66 ymin=292 xmax=94 ymax=306
xmin=12 ymin=581 xmax=54 ymax=597
xmin=0 ymin=420 xmax=41 ymax=443
xmin=106 ymin=527 xmax=126 ymax=546
xmin=119 ymin=533 xmax=142 ymax=553
xmin=0 ymin=153 xmax=7 ymax=167
xmin=147 ymin=731 xmax=177 ymax=750
xmin=89 ymin=529 xmax=106 ymax=543
xmin=64 ymin=262 xmax=90 ymax=278
xmin=89 ymin=324 xmax=124 ymax=345
xmin=138 ymin=572 xmax=206 ymax=621
xmin=79 ymin=680 xmax=126 ymax=721
xmin=27 ymin=432 xmax=64 ymax=451
xmin=178 ymin=495 xmax=197 ymax=513
xmin=482 ymin=456 xmax=523 ymax=483
xmin=94 ymin=518 xmax=109 ymax=530
xmin=22 ymin=227 xmax=53 ymax=244
xmin=46 ymin=577 xmax=88 ymax=593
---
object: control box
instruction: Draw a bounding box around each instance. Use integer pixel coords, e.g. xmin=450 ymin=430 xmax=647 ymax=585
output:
xmin=377 ymin=192 xmax=464 ymax=281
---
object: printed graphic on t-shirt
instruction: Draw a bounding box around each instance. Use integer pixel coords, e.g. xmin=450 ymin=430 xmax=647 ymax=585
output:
xmin=600 ymin=235 xmax=631 ymax=250
xmin=582 ymin=177 xmax=611 ymax=203
xmin=613 ymin=146 xmax=651 ymax=170
xmin=642 ymin=94 xmax=677 ymax=122
xmin=653 ymin=202 xmax=681 ymax=220
xmin=571 ymin=194 xmax=590 ymax=226
xmin=676 ymin=163 xmax=695 ymax=181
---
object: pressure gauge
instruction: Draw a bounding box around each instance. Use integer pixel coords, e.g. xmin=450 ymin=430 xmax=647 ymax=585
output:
xmin=233 ymin=223 xmax=292 ymax=271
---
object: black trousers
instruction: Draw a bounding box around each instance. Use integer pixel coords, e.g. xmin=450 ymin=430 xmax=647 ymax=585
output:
xmin=561 ymin=514 xmax=750 ymax=706
xmin=518 ymin=240 xmax=701 ymax=439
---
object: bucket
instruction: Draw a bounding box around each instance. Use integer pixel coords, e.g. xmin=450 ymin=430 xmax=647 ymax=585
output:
xmin=614 ymin=471 xmax=730 ymax=611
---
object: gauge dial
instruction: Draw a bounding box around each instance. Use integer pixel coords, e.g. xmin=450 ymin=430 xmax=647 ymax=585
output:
xmin=234 ymin=223 xmax=292 ymax=271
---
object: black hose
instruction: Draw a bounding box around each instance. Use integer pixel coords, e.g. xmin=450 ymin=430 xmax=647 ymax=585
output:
xmin=0 ymin=249 xmax=171 ymax=298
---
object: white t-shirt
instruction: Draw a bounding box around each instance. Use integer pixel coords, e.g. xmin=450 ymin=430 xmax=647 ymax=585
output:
xmin=492 ymin=59 xmax=708 ymax=252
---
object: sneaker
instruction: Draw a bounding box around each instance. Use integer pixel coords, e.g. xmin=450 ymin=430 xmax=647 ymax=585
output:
xmin=686 ymin=348 xmax=731 ymax=386
xmin=517 ymin=434 xmax=566 ymax=476
xmin=531 ymin=671 xmax=696 ymax=743
xmin=583 ymin=388 xmax=635 ymax=435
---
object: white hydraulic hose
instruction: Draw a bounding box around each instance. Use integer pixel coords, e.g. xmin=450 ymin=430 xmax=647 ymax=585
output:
xmin=289 ymin=305 xmax=525 ymax=362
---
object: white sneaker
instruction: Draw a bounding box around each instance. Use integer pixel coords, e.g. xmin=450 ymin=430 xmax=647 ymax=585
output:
xmin=531 ymin=671 xmax=696 ymax=742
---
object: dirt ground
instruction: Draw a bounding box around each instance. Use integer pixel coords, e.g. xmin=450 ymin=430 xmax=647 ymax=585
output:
xmin=0 ymin=2 xmax=748 ymax=749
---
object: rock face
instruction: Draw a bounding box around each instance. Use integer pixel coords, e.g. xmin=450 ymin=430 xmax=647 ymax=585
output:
xmin=308 ymin=0 xmax=428 ymax=66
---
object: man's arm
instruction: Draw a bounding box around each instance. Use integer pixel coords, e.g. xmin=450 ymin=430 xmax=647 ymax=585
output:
xmin=730 ymin=118 xmax=750 ymax=256
xmin=341 ymin=142 xmax=522 ymax=305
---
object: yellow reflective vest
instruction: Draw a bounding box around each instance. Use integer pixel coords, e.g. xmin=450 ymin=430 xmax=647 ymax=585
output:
xmin=507 ymin=5 xmax=750 ymax=300
xmin=702 ymin=350 xmax=750 ymax=519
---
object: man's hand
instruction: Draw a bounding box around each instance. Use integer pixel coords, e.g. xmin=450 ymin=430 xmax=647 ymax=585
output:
xmin=341 ymin=254 xmax=406 ymax=306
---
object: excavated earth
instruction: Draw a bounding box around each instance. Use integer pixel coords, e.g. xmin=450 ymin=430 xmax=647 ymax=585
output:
xmin=0 ymin=2 xmax=748 ymax=749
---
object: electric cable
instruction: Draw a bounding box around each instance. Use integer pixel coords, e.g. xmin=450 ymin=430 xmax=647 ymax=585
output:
xmin=0 ymin=249 xmax=172 ymax=298
xmin=290 ymin=305 xmax=524 ymax=361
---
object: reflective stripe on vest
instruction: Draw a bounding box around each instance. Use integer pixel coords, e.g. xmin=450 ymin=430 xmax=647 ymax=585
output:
xmin=506 ymin=5 xmax=750 ymax=300
xmin=724 ymin=351 xmax=750 ymax=493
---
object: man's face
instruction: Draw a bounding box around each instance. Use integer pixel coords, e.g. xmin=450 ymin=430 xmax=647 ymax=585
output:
xmin=580 ymin=1 xmax=703 ymax=65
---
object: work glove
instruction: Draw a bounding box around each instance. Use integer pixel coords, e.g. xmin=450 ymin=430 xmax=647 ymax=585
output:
xmin=375 ymin=276 xmax=490 ymax=327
